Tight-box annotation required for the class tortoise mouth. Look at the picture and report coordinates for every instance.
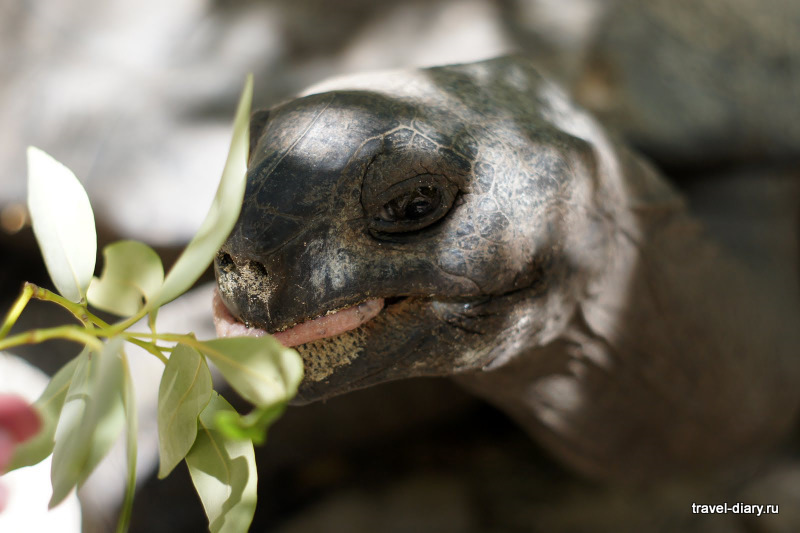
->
[212,288,385,347]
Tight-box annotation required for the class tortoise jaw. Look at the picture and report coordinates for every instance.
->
[212,288,384,347]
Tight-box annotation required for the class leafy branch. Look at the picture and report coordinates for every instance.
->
[2,75,303,533]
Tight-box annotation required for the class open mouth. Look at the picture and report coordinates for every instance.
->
[212,289,385,347]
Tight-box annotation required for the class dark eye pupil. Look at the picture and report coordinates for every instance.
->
[380,186,440,222]
[406,197,432,218]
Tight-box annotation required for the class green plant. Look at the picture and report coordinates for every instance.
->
[0,76,302,533]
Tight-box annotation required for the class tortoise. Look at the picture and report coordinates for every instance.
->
[211,56,800,483]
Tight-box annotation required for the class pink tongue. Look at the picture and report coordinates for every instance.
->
[212,289,384,347]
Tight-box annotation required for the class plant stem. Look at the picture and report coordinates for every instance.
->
[126,332,195,343]
[28,283,110,328]
[147,309,158,334]
[0,283,34,340]
[125,337,168,364]
[0,324,103,352]
[104,306,152,337]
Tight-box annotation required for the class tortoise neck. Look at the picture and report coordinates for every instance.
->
[457,151,800,482]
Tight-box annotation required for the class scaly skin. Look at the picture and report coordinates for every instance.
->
[215,57,800,482]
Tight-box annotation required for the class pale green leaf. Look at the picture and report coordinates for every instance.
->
[215,402,286,445]
[117,352,138,533]
[87,240,164,316]
[186,393,257,533]
[157,343,213,478]
[27,146,97,303]
[49,350,92,506]
[49,339,126,508]
[153,75,253,307]
[196,336,303,408]
[78,355,126,489]
[7,354,82,471]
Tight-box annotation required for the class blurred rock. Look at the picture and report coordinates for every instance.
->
[571,0,800,165]
[0,0,511,245]
[4,0,797,244]
[505,0,800,165]
[680,168,800,295]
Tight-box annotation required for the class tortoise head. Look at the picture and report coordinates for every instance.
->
[213,57,614,403]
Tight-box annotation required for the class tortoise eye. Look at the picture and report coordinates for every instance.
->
[368,174,457,235]
[377,186,441,223]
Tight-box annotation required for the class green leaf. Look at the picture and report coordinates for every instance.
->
[215,402,286,445]
[87,240,164,317]
[27,146,97,303]
[186,393,257,533]
[195,336,303,408]
[153,75,253,307]
[117,352,138,533]
[49,339,126,508]
[157,343,213,478]
[7,354,82,471]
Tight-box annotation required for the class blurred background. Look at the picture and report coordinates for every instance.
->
[1,0,798,531]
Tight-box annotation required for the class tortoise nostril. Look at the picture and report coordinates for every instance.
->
[248,259,268,277]
[216,252,236,272]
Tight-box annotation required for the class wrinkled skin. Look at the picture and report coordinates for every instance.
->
[216,57,800,481]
